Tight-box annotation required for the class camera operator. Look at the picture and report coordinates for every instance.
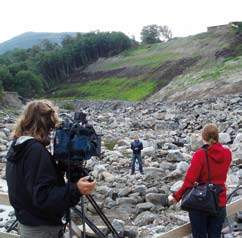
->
[6,100,96,238]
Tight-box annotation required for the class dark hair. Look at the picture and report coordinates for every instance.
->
[12,100,60,145]
[202,123,219,145]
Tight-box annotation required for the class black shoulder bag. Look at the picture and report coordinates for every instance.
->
[180,148,222,216]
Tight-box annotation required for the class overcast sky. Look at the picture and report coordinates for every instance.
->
[1,0,242,43]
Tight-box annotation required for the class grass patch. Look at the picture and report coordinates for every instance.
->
[51,77,157,101]
[104,139,118,150]
[223,56,240,63]
[201,70,221,79]
[60,103,75,110]
[121,47,150,57]
[221,56,242,72]
[101,52,177,70]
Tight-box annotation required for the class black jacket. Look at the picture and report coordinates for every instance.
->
[6,138,81,226]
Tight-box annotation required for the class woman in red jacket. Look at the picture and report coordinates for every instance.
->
[168,123,232,238]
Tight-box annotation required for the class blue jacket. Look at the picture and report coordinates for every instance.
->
[131,140,143,154]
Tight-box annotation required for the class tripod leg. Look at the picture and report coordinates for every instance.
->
[81,196,86,238]
[67,208,74,238]
[73,207,107,238]
[86,195,121,238]
[6,219,18,232]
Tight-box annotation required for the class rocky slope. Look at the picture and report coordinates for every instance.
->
[54,22,242,102]
[0,94,242,237]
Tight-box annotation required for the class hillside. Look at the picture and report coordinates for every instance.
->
[0,32,77,54]
[51,22,242,101]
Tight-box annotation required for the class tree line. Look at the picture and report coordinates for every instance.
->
[0,25,172,98]
[0,31,134,97]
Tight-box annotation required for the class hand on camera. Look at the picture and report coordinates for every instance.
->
[77,176,96,195]
[168,194,176,205]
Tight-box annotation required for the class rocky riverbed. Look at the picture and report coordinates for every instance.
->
[0,94,242,237]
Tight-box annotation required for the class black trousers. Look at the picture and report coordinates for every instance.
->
[189,207,226,238]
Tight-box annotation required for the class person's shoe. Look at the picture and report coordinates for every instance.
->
[140,172,144,175]
[130,173,135,175]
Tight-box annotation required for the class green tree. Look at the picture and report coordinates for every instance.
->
[40,39,59,51]
[15,70,44,97]
[159,25,172,41]
[0,66,12,90]
[8,62,28,76]
[0,30,134,98]
[141,24,172,44]
[0,80,3,96]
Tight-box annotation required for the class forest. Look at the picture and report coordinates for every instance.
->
[0,31,134,97]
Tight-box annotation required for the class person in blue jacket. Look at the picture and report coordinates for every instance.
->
[130,136,144,175]
[6,100,96,238]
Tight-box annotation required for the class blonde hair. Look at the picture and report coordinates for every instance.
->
[202,123,219,145]
[12,100,60,145]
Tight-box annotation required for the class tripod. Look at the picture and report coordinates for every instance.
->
[5,194,122,238]
[64,162,122,238]
[5,164,122,238]
[69,195,122,238]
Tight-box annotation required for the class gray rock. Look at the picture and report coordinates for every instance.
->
[159,161,176,171]
[134,211,159,226]
[144,167,165,177]
[95,186,111,197]
[118,187,132,197]
[112,219,125,234]
[0,144,7,151]
[92,164,107,178]
[117,139,130,146]
[166,150,184,162]
[0,131,7,140]
[116,197,138,205]
[190,133,202,151]
[170,180,183,192]
[124,226,138,238]
[142,146,155,157]
[145,193,168,206]
[176,161,189,173]
[132,185,146,196]
[219,133,231,144]
[104,197,116,209]
[233,133,242,145]
[136,202,155,214]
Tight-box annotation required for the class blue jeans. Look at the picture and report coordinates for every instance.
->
[189,207,226,238]
[131,153,143,174]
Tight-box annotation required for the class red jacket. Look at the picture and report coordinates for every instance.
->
[173,143,232,207]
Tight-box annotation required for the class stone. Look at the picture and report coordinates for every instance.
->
[219,133,231,144]
[132,185,146,196]
[145,193,168,206]
[166,150,184,162]
[144,167,164,177]
[170,180,183,192]
[136,202,155,214]
[118,187,132,197]
[190,133,202,151]
[176,161,189,173]
[134,211,159,226]
[116,197,138,205]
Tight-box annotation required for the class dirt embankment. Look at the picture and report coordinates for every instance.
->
[69,56,200,91]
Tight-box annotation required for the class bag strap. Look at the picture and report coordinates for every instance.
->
[203,148,212,184]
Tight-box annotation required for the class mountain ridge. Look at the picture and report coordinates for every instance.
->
[0,31,78,54]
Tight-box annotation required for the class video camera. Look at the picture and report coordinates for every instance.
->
[53,111,102,182]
